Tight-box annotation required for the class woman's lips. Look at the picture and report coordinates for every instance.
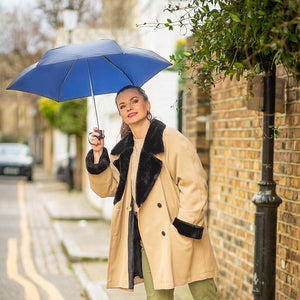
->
[128,112,137,118]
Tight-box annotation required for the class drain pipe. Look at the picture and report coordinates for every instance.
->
[252,64,282,299]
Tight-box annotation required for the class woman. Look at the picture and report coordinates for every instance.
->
[86,85,219,299]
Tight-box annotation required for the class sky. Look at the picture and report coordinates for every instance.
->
[0,0,36,11]
[0,0,151,10]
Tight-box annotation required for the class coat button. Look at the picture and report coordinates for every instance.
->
[157,203,162,208]
[161,231,166,236]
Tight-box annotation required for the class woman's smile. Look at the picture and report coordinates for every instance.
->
[128,112,138,118]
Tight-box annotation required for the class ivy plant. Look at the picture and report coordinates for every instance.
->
[163,0,299,88]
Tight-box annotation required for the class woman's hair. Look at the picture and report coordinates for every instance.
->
[116,85,149,102]
[115,85,150,139]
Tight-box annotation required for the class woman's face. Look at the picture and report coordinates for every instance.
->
[116,88,150,126]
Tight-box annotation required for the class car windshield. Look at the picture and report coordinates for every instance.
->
[0,144,29,156]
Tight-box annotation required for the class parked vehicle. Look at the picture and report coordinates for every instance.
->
[56,155,74,190]
[0,143,33,181]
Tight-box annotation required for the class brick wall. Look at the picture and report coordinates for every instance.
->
[184,70,211,173]
[184,68,300,299]
[275,68,300,300]
[209,76,258,299]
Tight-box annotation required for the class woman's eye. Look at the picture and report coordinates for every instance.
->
[119,105,126,110]
[132,99,139,105]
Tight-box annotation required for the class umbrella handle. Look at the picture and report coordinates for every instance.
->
[95,129,105,139]
[88,130,105,145]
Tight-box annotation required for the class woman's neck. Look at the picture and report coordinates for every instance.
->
[129,119,150,139]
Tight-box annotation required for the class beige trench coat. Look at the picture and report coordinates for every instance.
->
[86,120,218,290]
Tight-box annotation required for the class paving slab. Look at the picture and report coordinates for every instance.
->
[54,219,110,262]
[105,282,147,300]
[79,261,108,282]
[43,192,101,220]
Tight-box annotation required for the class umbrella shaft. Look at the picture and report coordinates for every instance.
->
[92,95,100,129]
[87,59,100,129]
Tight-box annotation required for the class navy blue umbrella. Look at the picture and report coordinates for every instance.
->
[7,39,171,128]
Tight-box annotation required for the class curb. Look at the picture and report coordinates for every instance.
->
[72,264,110,300]
[45,201,102,220]
[53,221,106,262]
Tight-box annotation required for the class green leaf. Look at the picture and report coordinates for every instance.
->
[234,62,244,69]
[230,13,241,23]
[257,10,265,16]
[183,51,192,57]
[271,42,278,49]
[290,34,298,43]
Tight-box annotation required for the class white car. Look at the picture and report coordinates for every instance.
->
[0,143,33,181]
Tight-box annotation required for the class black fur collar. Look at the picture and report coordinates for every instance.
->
[111,119,166,206]
[111,119,166,156]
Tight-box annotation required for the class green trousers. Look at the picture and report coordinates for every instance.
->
[141,247,219,300]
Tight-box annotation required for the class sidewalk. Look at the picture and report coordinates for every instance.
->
[35,166,193,300]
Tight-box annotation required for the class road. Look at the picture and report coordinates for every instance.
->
[0,176,86,300]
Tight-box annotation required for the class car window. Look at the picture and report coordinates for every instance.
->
[0,145,29,156]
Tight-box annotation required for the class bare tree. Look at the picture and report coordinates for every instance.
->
[0,8,52,55]
[36,0,102,29]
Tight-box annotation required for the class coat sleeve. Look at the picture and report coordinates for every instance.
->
[163,128,208,239]
[85,148,119,198]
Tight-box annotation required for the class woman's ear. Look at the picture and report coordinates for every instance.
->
[146,101,151,112]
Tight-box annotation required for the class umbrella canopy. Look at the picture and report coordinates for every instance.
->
[7,39,171,102]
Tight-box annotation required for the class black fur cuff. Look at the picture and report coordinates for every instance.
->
[173,217,204,239]
[85,148,110,174]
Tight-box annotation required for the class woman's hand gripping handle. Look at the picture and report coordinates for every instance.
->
[88,128,105,164]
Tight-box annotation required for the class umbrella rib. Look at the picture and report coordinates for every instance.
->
[59,60,77,101]
[103,56,134,85]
